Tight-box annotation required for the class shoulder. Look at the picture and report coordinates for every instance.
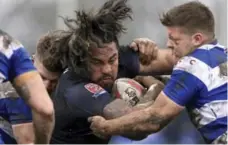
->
[174,56,209,75]
[64,82,112,116]
[0,30,25,59]
[66,82,108,100]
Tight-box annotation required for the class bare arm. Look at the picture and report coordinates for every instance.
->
[139,49,176,75]
[13,71,54,144]
[103,98,151,140]
[103,99,151,120]
[103,76,164,119]
[102,78,164,140]
[130,38,177,75]
[90,91,184,139]
[135,76,165,104]
[12,123,34,144]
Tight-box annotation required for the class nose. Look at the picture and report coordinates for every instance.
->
[101,64,112,74]
[167,39,174,49]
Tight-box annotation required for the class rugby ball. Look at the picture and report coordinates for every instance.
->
[112,78,145,106]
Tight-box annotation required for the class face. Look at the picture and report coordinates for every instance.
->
[34,58,60,94]
[87,42,119,89]
[166,27,203,59]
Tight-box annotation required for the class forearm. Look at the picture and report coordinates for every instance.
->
[144,83,164,101]
[103,99,149,120]
[103,100,154,140]
[140,49,176,75]
[32,110,54,144]
[104,107,161,136]
[13,71,55,143]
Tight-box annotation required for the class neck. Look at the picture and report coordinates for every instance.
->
[191,37,216,53]
[203,37,216,45]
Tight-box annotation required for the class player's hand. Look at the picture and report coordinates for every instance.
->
[134,76,164,104]
[130,38,158,65]
[88,116,110,139]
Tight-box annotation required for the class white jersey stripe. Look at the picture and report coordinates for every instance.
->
[190,100,228,128]
[174,56,227,92]
[0,36,23,59]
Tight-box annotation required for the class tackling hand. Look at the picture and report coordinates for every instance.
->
[130,38,158,65]
[88,116,110,139]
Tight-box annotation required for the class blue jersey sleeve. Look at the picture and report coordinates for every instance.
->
[5,97,32,124]
[163,56,205,106]
[118,46,140,78]
[65,83,114,116]
[9,47,35,81]
[0,31,35,82]
[163,70,198,106]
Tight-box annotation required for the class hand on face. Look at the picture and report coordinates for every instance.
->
[130,38,158,65]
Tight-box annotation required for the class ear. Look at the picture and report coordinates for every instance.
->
[191,33,203,47]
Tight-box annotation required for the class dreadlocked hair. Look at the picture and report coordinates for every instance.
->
[62,0,132,78]
[36,30,71,73]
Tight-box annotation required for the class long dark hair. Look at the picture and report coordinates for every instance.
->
[61,0,132,78]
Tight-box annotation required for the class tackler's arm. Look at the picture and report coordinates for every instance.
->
[103,98,149,140]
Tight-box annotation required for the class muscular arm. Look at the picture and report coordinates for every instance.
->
[103,99,151,120]
[103,98,152,140]
[102,79,164,140]
[93,92,183,139]
[13,71,54,144]
[103,76,164,119]
[139,49,177,75]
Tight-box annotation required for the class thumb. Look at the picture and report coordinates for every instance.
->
[130,41,138,51]
[88,117,94,123]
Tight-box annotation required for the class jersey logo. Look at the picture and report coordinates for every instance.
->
[190,59,196,65]
[84,83,106,98]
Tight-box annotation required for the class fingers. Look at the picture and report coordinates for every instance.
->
[88,116,109,139]
[130,38,157,55]
[130,38,158,65]
[130,41,138,51]
[88,116,101,123]
[88,117,93,123]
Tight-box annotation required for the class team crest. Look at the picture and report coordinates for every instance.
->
[84,83,106,98]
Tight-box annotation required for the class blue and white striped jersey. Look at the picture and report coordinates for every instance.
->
[164,41,227,143]
[0,30,35,143]
[0,29,35,83]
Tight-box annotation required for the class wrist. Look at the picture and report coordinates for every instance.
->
[103,120,113,135]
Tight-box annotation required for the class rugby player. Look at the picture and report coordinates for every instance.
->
[0,31,64,144]
[0,29,54,144]
[50,0,169,143]
[89,1,228,144]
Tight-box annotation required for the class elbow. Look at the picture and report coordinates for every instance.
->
[33,100,54,120]
[41,102,54,119]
